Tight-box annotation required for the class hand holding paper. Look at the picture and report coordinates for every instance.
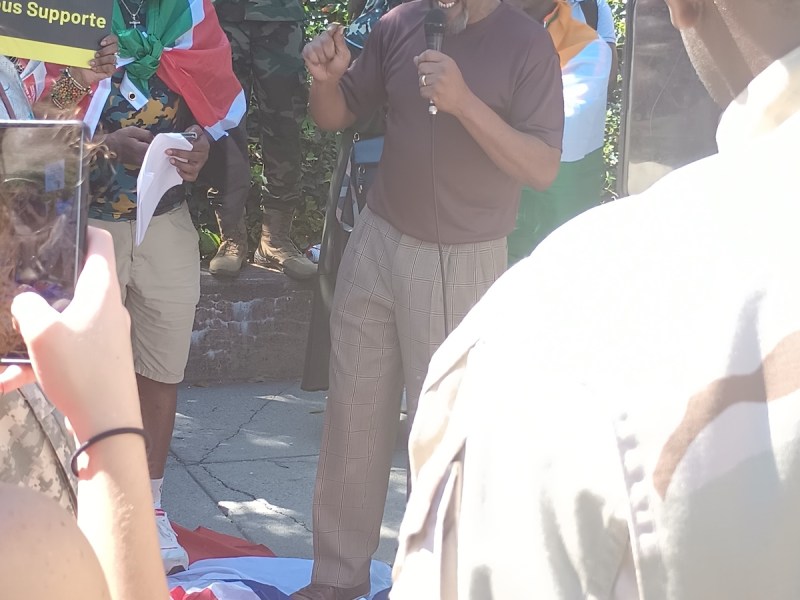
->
[135,133,193,246]
[166,125,211,182]
[72,34,119,87]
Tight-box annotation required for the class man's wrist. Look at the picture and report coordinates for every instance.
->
[452,89,480,122]
[69,67,90,89]
[314,72,348,89]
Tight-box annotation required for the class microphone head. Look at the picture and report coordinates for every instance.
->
[424,7,447,50]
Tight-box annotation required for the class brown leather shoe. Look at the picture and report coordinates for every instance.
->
[290,582,370,600]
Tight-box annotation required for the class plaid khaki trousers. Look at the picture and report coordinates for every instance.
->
[311,206,507,588]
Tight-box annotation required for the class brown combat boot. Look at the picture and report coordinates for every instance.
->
[209,217,248,277]
[253,207,317,280]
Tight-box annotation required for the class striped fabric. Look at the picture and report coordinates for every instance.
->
[167,557,393,600]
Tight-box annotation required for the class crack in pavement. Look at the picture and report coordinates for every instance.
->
[201,464,312,533]
[201,464,257,501]
[196,397,274,464]
[199,453,321,466]
[175,456,255,543]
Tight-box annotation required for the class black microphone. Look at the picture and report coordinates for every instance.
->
[424,8,446,115]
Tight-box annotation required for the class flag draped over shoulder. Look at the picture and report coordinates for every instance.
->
[22,0,245,141]
[111,0,246,139]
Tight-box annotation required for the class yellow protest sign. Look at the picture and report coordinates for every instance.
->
[0,0,113,68]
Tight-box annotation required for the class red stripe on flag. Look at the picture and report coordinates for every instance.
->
[173,524,276,564]
[171,587,221,600]
[158,0,242,129]
[170,586,188,599]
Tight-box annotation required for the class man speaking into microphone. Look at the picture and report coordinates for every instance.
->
[294,0,563,597]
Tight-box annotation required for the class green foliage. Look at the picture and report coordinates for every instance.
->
[603,0,627,199]
[198,226,222,260]
[304,0,349,35]
[295,117,339,248]
[290,2,351,250]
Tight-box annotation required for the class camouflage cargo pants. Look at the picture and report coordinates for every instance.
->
[221,19,308,212]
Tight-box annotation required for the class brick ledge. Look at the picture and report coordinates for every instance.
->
[185,264,314,384]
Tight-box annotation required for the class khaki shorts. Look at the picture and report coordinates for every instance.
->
[90,203,200,384]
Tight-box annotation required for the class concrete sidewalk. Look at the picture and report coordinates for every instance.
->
[163,381,407,566]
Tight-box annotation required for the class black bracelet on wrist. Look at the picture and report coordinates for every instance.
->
[70,427,148,477]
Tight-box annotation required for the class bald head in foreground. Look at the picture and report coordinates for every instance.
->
[391,1,800,598]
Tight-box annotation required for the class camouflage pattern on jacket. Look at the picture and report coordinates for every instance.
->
[0,385,77,515]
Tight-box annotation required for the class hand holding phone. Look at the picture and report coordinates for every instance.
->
[0,121,89,363]
[1,228,141,439]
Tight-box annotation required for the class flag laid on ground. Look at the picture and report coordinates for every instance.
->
[168,526,393,600]
[174,525,277,564]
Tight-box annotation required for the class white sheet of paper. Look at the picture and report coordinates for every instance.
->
[135,132,193,246]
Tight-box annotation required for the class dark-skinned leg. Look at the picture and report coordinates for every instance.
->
[123,204,200,574]
[136,375,177,479]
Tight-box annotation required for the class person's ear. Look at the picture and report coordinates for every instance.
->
[664,0,702,29]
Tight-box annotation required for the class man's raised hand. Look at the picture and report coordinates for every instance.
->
[303,24,351,83]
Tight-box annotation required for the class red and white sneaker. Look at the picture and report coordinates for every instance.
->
[155,509,189,575]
